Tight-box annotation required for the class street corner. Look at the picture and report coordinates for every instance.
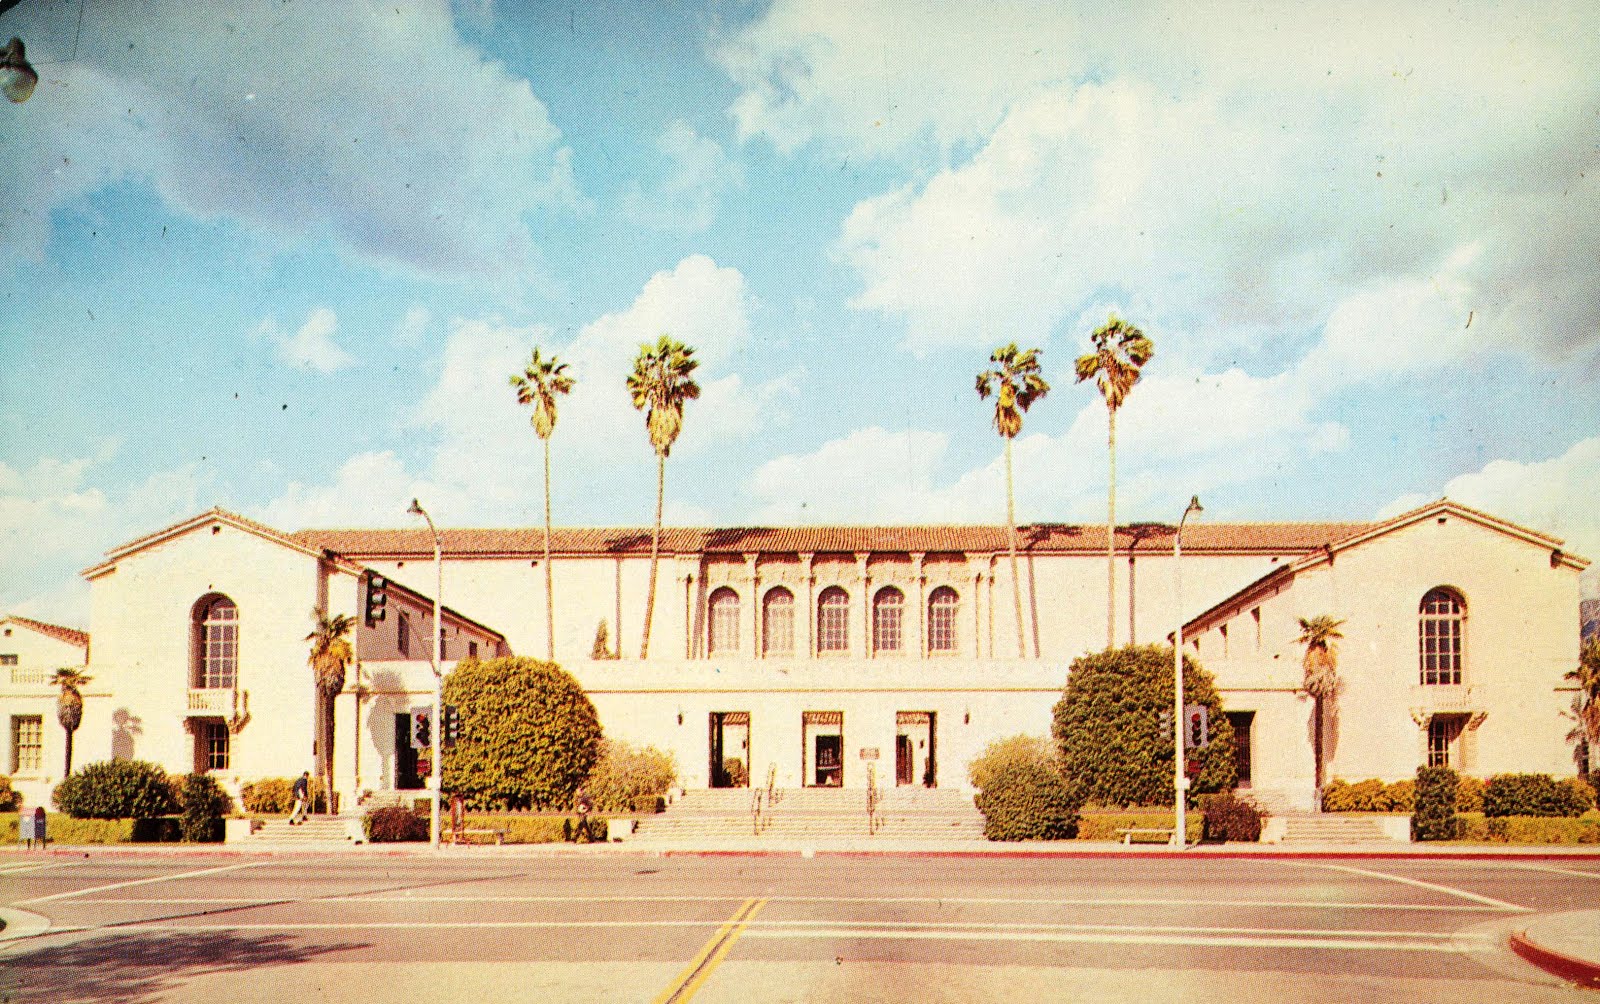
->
[0,908,52,944]
[1509,910,1600,990]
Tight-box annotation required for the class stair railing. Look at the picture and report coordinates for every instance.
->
[766,762,778,807]
[866,764,881,835]
[751,786,764,835]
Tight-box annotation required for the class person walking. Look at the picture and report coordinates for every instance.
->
[289,771,311,825]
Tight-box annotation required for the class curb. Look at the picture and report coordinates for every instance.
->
[0,908,51,944]
[1510,930,1600,990]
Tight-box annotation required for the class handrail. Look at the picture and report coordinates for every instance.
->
[766,763,778,807]
[866,764,881,835]
[751,786,764,836]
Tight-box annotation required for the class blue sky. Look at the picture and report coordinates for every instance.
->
[3,0,1597,625]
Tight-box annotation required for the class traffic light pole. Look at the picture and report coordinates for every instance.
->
[1173,495,1202,849]
[408,499,443,851]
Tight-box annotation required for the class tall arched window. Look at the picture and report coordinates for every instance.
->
[194,595,238,689]
[708,587,740,655]
[927,586,959,653]
[872,587,904,654]
[762,587,794,657]
[1419,588,1465,685]
[817,587,850,654]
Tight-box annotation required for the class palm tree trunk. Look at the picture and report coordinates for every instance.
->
[63,728,74,776]
[543,437,555,662]
[1106,407,1117,650]
[1005,438,1026,658]
[1313,695,1324,811]
[641,455,664,660]
[323,693,335,815]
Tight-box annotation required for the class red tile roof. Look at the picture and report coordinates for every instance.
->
[1,615,89,649]
[291,521,1375,559]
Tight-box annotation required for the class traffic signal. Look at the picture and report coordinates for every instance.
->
[1185,703,1210,749]
[443,704,461,747]
[411,707,431,749]
[365,574,388,627]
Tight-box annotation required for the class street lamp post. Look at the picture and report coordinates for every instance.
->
[407,498,443,851]
[1173,495,1203,848]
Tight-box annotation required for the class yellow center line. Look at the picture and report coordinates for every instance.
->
[653,897,768,1004]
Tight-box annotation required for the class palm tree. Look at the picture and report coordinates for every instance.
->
[1296,615,1346,808]
[1074,314,1154,649]
[976,343,1050,658]
[50,668,91,775]
[627,334,701,660]
[510,347,575,661]
[306,610,355,814]
[1565,637,1600,776]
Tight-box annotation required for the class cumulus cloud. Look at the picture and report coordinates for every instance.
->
[259,308,355,373]
[1,1,579,278]
[619,121,744,232]
[749,427,960,524]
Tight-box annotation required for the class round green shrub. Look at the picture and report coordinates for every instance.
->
[1200,792,1262,842]
[364,806,427,842]
[53,760,178,819]
[1484,773,1592,818]
[1412,765,1462,841]
[176,774,233,842]
[969,735,1080,841]
[441,656,603,811]
[0,776,19,812]
[584,740,677,813]
[1052,645,1234,807]
[241,777,326,814]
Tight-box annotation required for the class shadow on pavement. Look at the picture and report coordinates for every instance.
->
[0,931,367,1004]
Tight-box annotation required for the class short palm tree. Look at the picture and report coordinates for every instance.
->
[510,347,575,661]
[1075,315,1154,649]
[306,610,355,814]
[976,343,1050,658]
[50,668,91,775]
[1565,637,1600,775]
[1297,615,1346,807]
[628,334,700,660]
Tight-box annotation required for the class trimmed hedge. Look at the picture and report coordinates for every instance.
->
[969,735,1080,841]
[1075,810,1204,843]
[583,740,677,813]
[1456,812,1600,844]
[1200,793,1263,843]
[365,806,428,842]
[1052,645,1234,807]
[1483,773,1594,818]
[441,656,603,811]
[1411,766,1462,841]
[1322,777,1416,812]
[456,814,612,844]
[241,776,327,815]
[1456,775,1485,814]
[53,760,178,819]
[177,773,233,843]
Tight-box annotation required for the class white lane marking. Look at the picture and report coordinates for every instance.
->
[1306,863,1529,912]
[741,926,1478,953]
[0,862,76,876]
[48,893,1507,914]
[1511,863,1600,881]
[15,863,265,906]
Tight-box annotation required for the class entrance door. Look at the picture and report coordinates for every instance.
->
[393,713,422,790]
[895,711,935,786]
[895,735,913,785]
[803,711,844,786]
[814,735,842,786]
[709,712,751,787]
[1225,711,1254,788]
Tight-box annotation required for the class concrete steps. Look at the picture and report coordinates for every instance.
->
[631,786,984,843]
[1277,812,1394,843]
[245,816,365,845]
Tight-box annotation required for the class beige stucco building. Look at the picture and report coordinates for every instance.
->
[0,499,1587,813]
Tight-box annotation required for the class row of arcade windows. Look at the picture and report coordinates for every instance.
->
[708,585,962,656]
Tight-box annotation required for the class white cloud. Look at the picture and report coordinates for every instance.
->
[619,121,744,232]
[749,427,959,524]
[395,306,432,346]
[260,308,355,373]
[1,1,579,278]
[1382,438,1600,591]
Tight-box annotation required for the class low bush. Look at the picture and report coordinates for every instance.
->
[176,774,233,842]
[1200,793,1262,843]
[583,740,677,813]
[364,806,428,842]
[1379,779,1416,812]
[1456,775,1484,814]
[1456,812,1600,844]
[455,813,612,844]
[240,776,327,815]
[0,813,137,844]
[53,760,178,819]
[1483,773,1592,818]
[130,817,182,842]
[1412,766,1463,841]
[630,795,665,814]
[1559,776,1597,813]
[1323,777,1415,812]
[1074,810,1203,843]
[970,735,1079,841]
[0,776,19,811]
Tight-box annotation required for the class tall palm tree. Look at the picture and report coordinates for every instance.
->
[1075,314,1154,649]
[50,668,91,775]
[976,343,1050,658]
[1566,637,1600,775]
[628,334,700,660]
[510,347,575,661]
[1297,615,1346,808]
[306,610,355,814]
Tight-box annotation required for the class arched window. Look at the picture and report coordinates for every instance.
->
[928,586,959,653]
[817,587,850,654]
[1419,588,1465,685]
[762,587,794,657]
[872,587,904,654]
[708,587,740,655]
[194,595,238,689]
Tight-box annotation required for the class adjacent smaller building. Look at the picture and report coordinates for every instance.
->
[0,615,91,808]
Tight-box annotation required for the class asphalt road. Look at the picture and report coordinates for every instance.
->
[2,851,1597,1002]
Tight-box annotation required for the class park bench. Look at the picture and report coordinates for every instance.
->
[1116,827,1177,845]
[445,827,507,846]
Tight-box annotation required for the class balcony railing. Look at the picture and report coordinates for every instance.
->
[187,688,233,715]
[1408,683,1480,725]
[8,668,53,686]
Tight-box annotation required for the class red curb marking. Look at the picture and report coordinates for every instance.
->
[1510,930,1600,989]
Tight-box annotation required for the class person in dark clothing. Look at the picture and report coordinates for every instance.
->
[289,771,311,824]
